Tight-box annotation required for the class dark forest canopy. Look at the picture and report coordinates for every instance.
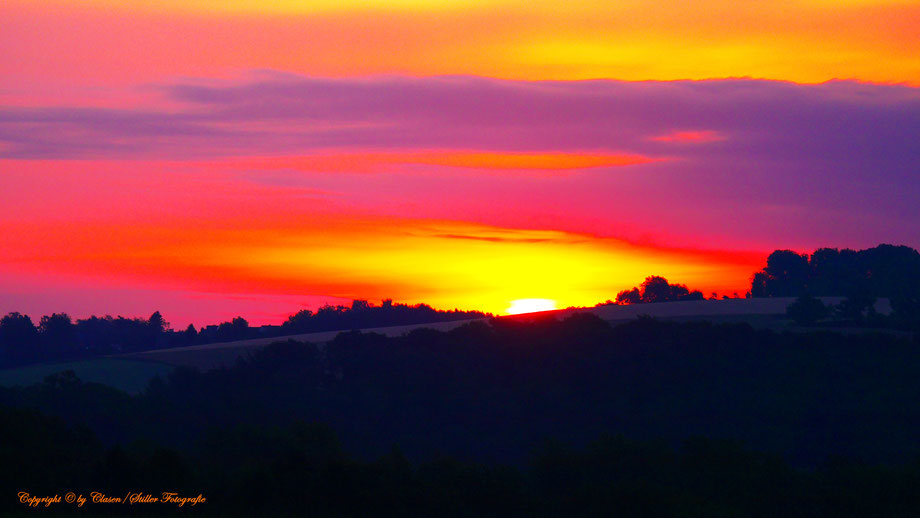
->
[0,312,168,367]
[3,315,919,467]
[3,315,920,516]
[750,244,920,299]
[5,403,919,518]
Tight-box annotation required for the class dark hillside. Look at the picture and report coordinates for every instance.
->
[4,315,919,466]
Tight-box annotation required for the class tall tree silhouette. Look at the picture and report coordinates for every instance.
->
[39,313,77,359]
[0,312,40,365]
[762,250,809,297]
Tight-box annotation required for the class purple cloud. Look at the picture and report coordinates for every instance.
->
[1,74,918,249]
[2,75,918,162]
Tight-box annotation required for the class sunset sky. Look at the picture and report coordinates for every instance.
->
[2,0,918,326]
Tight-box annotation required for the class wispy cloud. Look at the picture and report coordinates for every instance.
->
[1,75,917,165]
[651,130,725,143]
[2,74,918,250]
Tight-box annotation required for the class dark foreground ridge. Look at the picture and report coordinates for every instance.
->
[3,315,920,516]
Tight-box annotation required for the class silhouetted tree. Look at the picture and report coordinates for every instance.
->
[615,277,705,304]
[74,316,115,355]
[216,316,250,342]
[786,294,828,325]
[640,276,673,303]
[148,311,168,333]
[39,313,77,359]
[0,312,40,366]
[750,272,769,297]
[684,290,705,300]
[282,309,314,333]
[858,244,920,298]
[890,292,920,331]
[834,286,876,324]
[351,299,371,312]
[615,288,641,305]
[184,323,198,344]
[809,248,861,296]
[762,250,810,297]
[668,282,689,300]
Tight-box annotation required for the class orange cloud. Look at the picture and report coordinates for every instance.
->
[0,213,763,315]
[0,159,763,316]
[407,151,652,170]
[221,151,652,174]
[651,131,725,143]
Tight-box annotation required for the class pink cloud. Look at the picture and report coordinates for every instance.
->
[651,130,724,143]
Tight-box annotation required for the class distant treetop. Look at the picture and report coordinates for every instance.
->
[750,244,920,299]
[280,300,487,334]
[612,276,705,305]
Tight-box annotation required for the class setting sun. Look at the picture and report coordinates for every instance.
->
[506,298,558,315]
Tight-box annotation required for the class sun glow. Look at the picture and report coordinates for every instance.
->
[506,298,558,315]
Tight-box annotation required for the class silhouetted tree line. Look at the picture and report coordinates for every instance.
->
[0,301,486,369]
[751,244,920,299]
[612,275,706,305]
[4,404,920,518]
[0,311,170,368]
[280,299,485,334]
